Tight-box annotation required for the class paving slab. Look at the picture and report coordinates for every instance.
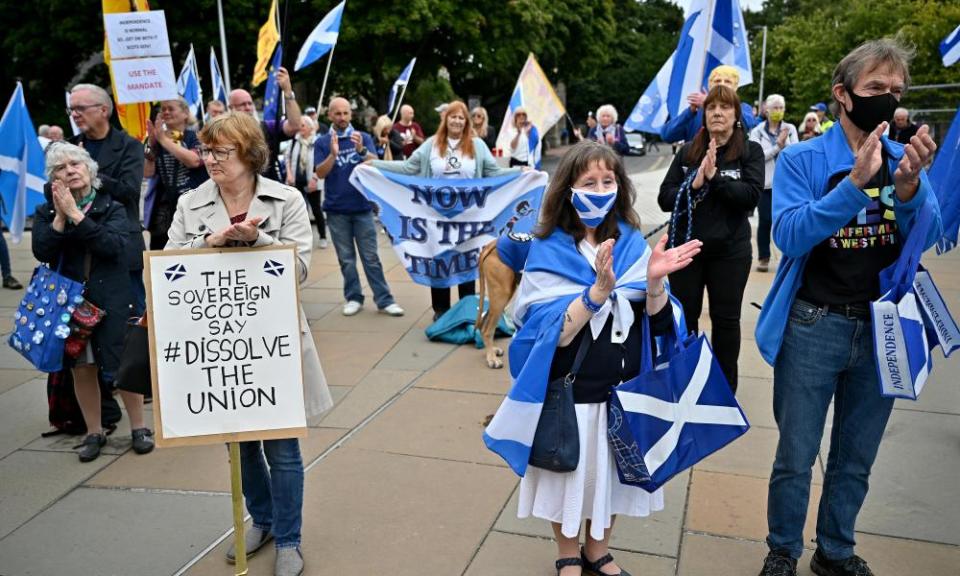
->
[375,312,459,372]
[0,369,38,396]
[464,531,677,576]
[845,408,960,546]
[738,341,775,380]
[494,469,691,558]
[300,301,336,321]
[348,387,506,466]
[415,342,513,395]
[0,335,34,370]
[685,470,821,546]
[0,378,53,460]
[0,487,231,576]
[86,427,345,494]
[311,329,403,388]
[186,447,518,576]
[0,450,117,540]
[893,348,960,416]
[694,425,824,484]
[736,376,776,430]
[311,300,424,333]
[22,404,150,456]
[298,286,344,304]
[317,368,420,429]
[677,532,785,576]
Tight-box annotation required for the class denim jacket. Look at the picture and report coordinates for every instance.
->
[754,121,942,365]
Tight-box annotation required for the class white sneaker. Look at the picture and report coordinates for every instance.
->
[342,301,362,316]
[318,238,328,249]
[379,303,405,317]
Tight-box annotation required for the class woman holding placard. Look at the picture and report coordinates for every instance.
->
[33,142,154,462]
[165,112,333,576]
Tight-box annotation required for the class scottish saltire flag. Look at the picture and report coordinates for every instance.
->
[387,57,416,116]
[495,53,566,168]
[209,47,227,104]
[295,0,345,71]
[350,165,546,288]
[483,223,687,476]
[625,0,752,133]
[941,24,960,67]
[177,45,203,120]
[262,45,284,124]
[0,82,46,243]
[929,108,960,253]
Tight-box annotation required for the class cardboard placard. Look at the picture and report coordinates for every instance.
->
[104,10,172,59]
[146,246,307,448]
[111,57,178,105]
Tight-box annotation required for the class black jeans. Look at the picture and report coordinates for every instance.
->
[668,252,752,393]
[431,282,476,315]
[299,189,326,240]
[757,188,773,261]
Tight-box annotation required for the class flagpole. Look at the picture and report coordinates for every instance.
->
[191,43,206,121]
[216,0,232,93]
[390,81,410,124]
[316,43,337,113]
[699,0,717,90]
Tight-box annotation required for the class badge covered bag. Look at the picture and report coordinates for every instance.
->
[8,264,85,373]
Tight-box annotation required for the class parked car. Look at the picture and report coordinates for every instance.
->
[625,131,646,156]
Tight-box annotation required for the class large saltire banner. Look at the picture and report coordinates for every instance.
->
[350,165,546,288]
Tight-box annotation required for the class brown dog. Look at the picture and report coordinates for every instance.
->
[475,239,523,369]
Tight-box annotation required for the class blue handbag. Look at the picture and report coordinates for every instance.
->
[8,264,86,373]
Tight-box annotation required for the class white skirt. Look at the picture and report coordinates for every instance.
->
[518,402,664,541]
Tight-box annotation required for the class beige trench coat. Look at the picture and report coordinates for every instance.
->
[165,176,334,424]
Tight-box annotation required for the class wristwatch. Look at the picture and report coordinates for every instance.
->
[357,146,369,156]
[283,91,296,100]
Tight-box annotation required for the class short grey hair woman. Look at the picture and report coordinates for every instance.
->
[33,142,153,462]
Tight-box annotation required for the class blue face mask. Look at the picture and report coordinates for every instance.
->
[570,187,618,228]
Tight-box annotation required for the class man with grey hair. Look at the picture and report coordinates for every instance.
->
[755,39,941,576]
[888,106,918,144]
[749,93,798,272]
[47,125,64,143]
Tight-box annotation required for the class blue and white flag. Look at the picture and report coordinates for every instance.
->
[294,0,345,71]
[0,82,46,243]
[625,0,752,134]
[929,107,960,253]
[209,47,227,104]
[483,223,688,476]
[387,57,416,117]
[941,24,960,67]
[262,45,284,123]
[177,45,203,119]
[349,165,546,288]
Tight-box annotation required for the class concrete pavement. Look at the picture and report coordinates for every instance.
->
[0,152,957,575]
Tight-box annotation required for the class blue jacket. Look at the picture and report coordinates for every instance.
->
[587,123,630,155]
[660,103,758,144]
[754,122,943,365]
[372,136,520,179]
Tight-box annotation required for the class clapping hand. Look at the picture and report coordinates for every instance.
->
[207,217,264,247]
[894,124,937,201]
[590,238,616,304]
[850,122,887,189]
[693,138,718,189]
[349,132,364,151]
[51,180,82,222]
[329,133,340,157]
[687,90,707,112]
[777,128,788,149]
[646,235,702,283]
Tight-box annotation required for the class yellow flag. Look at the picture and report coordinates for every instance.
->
[102,0,152,142]
[252,0,280,86]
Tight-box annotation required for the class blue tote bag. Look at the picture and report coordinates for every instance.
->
[607,313,750,492]
[8,264,85,373]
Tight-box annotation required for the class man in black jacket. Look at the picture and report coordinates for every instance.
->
[889,107,919,144]
[66,84,146,313]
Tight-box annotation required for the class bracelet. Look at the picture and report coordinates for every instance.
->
[581,287,604,314]
[647,283,666,298]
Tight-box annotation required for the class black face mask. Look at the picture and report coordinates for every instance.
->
[844,88,899,133]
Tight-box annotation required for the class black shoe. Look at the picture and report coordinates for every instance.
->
[582,549,631,576]
[78,433,107,462]
[131,428,155,454]
[555,557,582,576]
[3,275,22,290]
[758,550,798,576]
[810,549,874,576]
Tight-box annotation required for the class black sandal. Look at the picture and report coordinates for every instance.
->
[582,550,632,576]
[556,556,583,575]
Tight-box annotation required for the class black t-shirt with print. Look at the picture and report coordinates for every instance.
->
[798,155,901,305]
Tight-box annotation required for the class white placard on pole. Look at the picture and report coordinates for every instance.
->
[146,246,307,447]
[104,10,172,59]
[111,57,179,104]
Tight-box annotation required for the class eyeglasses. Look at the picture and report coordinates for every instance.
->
[66,104,103,115]
[199,147,237,162]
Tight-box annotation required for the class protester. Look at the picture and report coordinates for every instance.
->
[508,107,540,168]
[37,124,51,149]
[284,116,327,248]
[304,105,318,124]
[587,105,630,155]
[34,143,153,462]
[47,125,65,143]
[144,98,208,250]
[810,101,835,132]
[755,39,941,576]
[227,66,302,182]
[373,100,519,319]
[889,107,918,144]
[391,104,425,159]
[486,140,701,576]
[799,111,822,141]
[660,65,759,143]
[206,99,226,119]
[165,112,333,576]
[471,106,498,152]
[749,94,798,272]
[68,84,146,314]
[315,97,404,317]
[658,85,764,393]
[372,114,404,161]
